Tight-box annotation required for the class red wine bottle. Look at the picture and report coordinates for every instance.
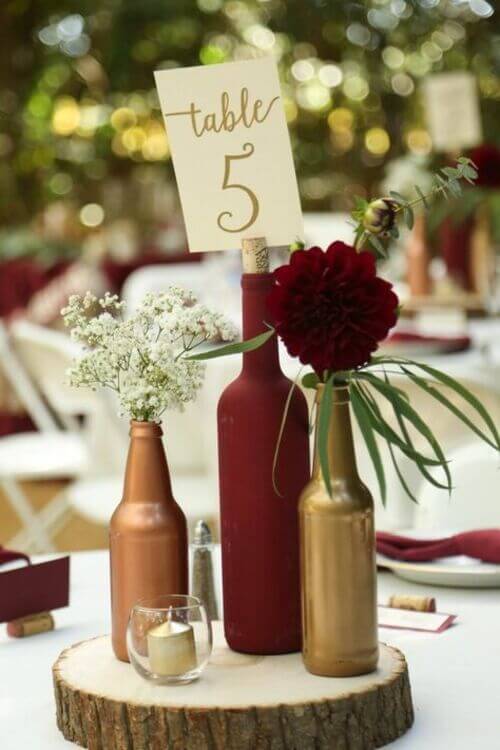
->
[217,249,310,654]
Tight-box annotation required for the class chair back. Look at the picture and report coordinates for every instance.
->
[9,321,127,474]
[122,263,206,315]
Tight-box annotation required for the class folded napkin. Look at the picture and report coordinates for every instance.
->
[385,331,471,353]
[0,546,30,566]
[377,529,500,564]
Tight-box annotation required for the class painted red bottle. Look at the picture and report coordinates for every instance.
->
[217,248,310,654]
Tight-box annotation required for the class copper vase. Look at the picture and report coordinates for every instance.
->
[299,385,378,677]
[109,421,188,662]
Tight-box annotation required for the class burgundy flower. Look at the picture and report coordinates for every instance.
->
[469,145,500,189]
[267,242,399,374]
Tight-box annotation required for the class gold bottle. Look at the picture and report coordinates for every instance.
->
[299,385,378,677]
[109,421,188,662]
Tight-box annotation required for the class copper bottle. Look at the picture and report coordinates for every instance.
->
[109,421,188,662]
[407,212,432,297]
[299,385,378,677]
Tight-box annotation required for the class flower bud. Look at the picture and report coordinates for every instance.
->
[362,198,398,235]
[289,240,305,253]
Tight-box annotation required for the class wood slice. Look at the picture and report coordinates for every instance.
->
[53,622,413,750]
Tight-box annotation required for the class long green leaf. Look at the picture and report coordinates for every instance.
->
[350,384,386,505]
[358,372,452,492]
[353,381,444,467]
[401,367,499,452]
[379,372,452,492]
[354,383,418,503]
[272,368,303,498]
[186,328,275,360]
[409,361,500,450]
[318,375,333,496]
[371,355,500,450]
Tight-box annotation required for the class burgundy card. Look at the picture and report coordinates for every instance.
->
[0,557,70,623]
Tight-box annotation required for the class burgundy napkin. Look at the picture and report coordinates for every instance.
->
[0,546,70,622]
[385,331,471,354]
[377,529,500,564]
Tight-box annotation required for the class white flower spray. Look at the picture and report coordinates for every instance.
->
[61,289,238,422]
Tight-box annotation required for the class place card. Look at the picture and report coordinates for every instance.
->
[422,72,482,152]
[154,58,304,253]
[0,556,70,623]
[378,605,456,633]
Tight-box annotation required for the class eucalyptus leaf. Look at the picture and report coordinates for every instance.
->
[403,206,414,230]
[389,190,406,204]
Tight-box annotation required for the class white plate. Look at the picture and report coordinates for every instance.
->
[377,530,500,588]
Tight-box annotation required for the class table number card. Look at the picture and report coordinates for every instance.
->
[422,72,482,152]
[154,58,304,253]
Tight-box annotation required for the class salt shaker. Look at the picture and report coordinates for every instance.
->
[192,520,218,621]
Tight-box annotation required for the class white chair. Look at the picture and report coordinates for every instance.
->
[121,262,207,314]
[0,321,92,552]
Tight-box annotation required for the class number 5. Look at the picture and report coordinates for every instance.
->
[217,143,259,233]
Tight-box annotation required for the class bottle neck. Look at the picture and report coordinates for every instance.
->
[122,421,173,503]
[312,386,358,482]
[241,273,280,376]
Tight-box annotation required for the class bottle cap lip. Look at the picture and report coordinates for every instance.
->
[129,420,163,438]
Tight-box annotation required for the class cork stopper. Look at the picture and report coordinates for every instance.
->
[241,237,269,274]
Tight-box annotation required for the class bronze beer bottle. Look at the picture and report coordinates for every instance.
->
[109,421,188,661]
[299,385,378,677]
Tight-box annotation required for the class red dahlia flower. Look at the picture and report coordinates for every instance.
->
[267,242,399,374]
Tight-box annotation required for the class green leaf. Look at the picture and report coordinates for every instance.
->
[358,382,419,503]
[403,205,414,230]
[272,372,303,497]
[368,234,387,257]
[363,378,450,501]
[379,372,452,493]
[352,379,445,467]
[364,373,452,489]
[186,328,275,360]
[318,375,333,496]
[395,358,500,449]
[350,384,386,505]
[415,185,429,209]
[389,190,406,204]
[302,372,320,390]
[401,366,500,452]
[447,180,462,198]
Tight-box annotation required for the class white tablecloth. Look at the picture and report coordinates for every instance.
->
[1,549,499,749]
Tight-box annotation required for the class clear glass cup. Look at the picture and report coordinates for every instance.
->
[127,594,212,685]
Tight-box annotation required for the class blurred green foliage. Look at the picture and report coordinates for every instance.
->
[0,0,498,227]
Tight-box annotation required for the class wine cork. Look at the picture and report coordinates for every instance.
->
[387,595,436,613]
[7,612,55,638]
[241,237,269,274]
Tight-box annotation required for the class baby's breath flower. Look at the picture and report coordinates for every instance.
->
[62,287,236,422]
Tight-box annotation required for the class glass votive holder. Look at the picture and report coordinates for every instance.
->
[127,594,212,685]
